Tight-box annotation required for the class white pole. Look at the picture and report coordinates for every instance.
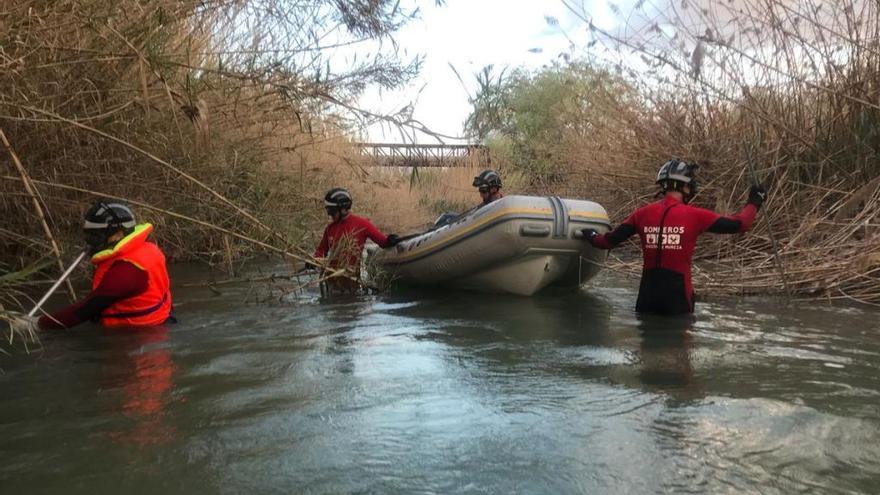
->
[27,251,87,317]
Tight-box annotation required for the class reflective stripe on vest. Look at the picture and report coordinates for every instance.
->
[100,291,169,320]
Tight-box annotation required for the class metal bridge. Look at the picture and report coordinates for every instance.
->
[354,142,488,167]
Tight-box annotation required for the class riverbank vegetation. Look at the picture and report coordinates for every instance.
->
[330,163,529,233]
[0,0,432,316]
[2,0,878,314]
[466,0,880,305]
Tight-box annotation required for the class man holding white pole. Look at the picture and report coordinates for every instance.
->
[10,201,173,332]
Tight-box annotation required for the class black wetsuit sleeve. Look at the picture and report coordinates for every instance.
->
[604,223,637,247]
[706,217,742,234]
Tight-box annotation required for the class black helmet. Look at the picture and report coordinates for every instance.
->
[323,187,352,210]
[656,159,698,199]
[472,169,502,190]
[83,201,136,252]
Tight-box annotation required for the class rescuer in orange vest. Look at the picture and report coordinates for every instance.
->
[28,201,173,330]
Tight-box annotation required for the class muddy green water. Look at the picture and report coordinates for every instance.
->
[1,265,879,494]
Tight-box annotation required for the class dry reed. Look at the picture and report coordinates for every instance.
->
[537,0,880,304]
[0,0,427,313]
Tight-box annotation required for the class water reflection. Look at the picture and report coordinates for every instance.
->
[101,328,178,446]
[636,315,702,404]
[3,264,879,494]
[382,289,707,401]
[384,288,617,345]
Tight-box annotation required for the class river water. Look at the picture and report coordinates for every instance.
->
[1,264,879,494]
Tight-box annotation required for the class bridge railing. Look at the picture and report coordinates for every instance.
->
[353,142,489,167]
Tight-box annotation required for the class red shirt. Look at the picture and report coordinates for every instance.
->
[593,195,757,303]
[39,260,148,329]
[314,213,389,267]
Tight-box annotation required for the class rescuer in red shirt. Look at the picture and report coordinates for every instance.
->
[10,201,173,333]
[313,188,400,273]
[581,159,767,315]
[431,169,506,229]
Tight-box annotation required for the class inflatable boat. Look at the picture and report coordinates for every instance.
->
[370,195,611,296]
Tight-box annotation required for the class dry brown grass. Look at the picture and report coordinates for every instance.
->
[312,162,527,235]
[0,0,425,313]
[534,0,880,304]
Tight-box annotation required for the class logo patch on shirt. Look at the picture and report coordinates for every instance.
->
[644,226,684,250]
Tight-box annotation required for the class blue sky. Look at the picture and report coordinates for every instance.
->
[357,0,621,144]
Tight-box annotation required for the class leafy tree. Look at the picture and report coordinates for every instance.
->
[465,61,638,181]
[464,65,512,140]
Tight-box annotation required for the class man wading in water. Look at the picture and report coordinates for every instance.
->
[10,201,174,332]
[312,188,400,292]
[581,159,767,315]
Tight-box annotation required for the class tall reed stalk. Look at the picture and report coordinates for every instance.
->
[0,0,427,311]
[544,0,880,304]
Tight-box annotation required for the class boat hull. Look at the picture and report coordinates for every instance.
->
[371,195,611,295]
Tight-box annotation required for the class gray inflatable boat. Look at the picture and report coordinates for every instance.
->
[370,195,611,295]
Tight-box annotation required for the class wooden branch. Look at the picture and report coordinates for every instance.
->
[0,128,76,301]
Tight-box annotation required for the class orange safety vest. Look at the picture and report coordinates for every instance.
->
[91,223,172,328]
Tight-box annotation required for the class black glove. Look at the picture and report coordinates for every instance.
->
[385,234,401,247]
[748,184,767,209]
[580,228,600,245]
[299,261,316,272]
